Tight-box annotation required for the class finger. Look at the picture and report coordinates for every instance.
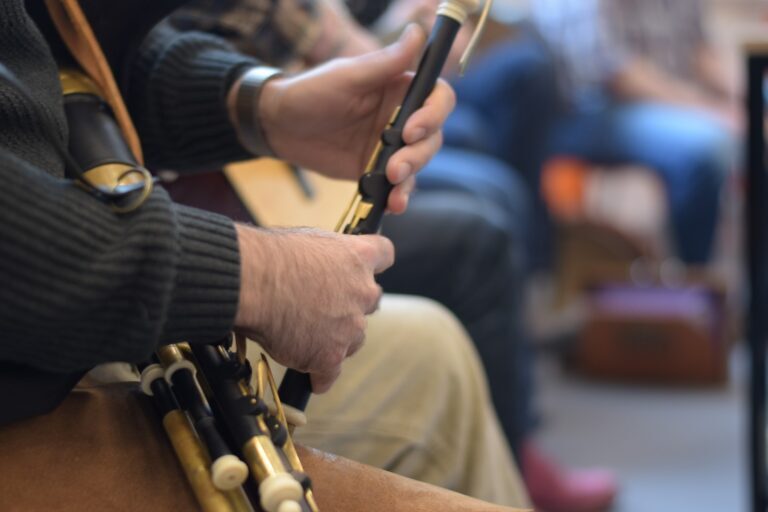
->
[402,80,456,144]
[386,130,443,183]
[386,176,416,215]
[310,366,342,394]
[349,24,426,88]
[356,234,395,273]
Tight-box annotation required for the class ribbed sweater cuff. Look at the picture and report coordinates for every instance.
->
[131,25,259,170]
[161,204,240,344]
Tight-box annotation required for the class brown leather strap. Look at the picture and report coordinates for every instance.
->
[45,0,144,164]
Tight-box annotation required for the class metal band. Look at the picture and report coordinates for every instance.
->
[233,66,284,158]
[437,0,480,23]
[59,68,101,96]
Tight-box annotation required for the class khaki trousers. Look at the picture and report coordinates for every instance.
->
[261,295,530,509]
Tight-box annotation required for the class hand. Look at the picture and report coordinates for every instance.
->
[233,224,395,393]
[259,24,456,214]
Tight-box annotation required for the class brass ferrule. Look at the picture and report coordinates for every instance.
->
[242,435,291,482]
[346,201,374,232]
[157,344,187,367]
[163,410,251,512]
[59,68,102,97]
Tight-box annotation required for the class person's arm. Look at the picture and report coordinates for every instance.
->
[592,1,740,132]
[608,57,716,106]
[127,22,260,172]
[0,145,396,392]
[607,53,742,134]
[694,43,740,104]
[0,150,239,373]
[172,0,379,67]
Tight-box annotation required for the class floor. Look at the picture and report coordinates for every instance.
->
[534,353,748,511]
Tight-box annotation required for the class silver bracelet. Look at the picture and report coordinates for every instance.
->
[231,66,284,158]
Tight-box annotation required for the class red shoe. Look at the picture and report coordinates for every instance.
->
[522,442,617,512]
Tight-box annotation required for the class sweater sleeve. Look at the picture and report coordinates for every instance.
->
[0,151,240,373]
[170,0,321,66]
[127,22,261,172]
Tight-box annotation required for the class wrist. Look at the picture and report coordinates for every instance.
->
[228,66,285,158]
[234,224,271,331]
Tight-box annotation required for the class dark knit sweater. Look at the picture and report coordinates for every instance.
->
[0,1,259,372]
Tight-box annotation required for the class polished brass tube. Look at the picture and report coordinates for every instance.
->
[163,410,253,512]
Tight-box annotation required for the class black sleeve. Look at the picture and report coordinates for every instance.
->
[0,150,240,373]
[126,22,262,172]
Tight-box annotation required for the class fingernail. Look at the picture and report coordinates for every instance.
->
[396,162,412,182]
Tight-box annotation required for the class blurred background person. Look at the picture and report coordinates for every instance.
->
[450,0,740,267]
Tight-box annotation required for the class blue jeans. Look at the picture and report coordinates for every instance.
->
[447,33,734,264]
[552,101,734,263]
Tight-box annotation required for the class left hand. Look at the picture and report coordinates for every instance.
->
[259,24,456,214]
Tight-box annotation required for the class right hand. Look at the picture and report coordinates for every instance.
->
[233,224,394,393]
[258,25,455,214]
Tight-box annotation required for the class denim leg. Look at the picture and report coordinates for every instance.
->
[551,102,734,263]
[381,150,536,454]
[443,104,495,156]
[416,147,533,263]
[449,34,562,187]
[379,191,532,455]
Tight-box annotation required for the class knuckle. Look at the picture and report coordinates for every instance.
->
[365,283,383,313]
[356,240,376,264]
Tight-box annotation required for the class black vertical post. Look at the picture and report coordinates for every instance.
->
[747,50,768,512]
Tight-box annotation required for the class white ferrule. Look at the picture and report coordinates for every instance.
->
[259,473,304,512]
[211,454,249,491]
[282,405,308,428]
[437,0,481,23]
[139,364,165,396]
[164,358,196,385]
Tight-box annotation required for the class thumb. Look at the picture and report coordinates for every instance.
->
[350,23,426,87]
[355,234,395,274]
